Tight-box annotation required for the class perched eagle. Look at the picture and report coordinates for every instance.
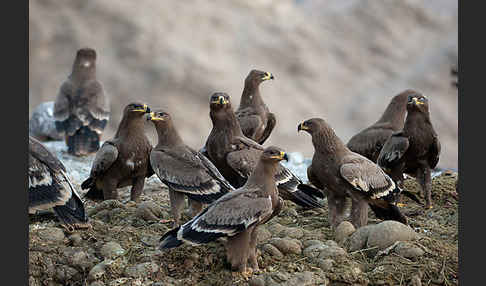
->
[148,110,235,227]
[298,118,407,229]
[378,93,441,209]
[160,146,285,278]
[203,92,324,209]
[346,90,414,162]
[81,103,153,202]
[235,69,276,144]
[54,48,110,156]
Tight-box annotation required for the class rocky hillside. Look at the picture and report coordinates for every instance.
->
[29,0,458,168]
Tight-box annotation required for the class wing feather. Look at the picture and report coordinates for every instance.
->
[377,132,410,169]
[340,155,397,200]
[150,147,234,204]
[89,141,118,177]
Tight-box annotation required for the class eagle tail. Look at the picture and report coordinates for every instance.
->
[82,177,104,201]
[369,199,408,225]
[159,227,184,249]
[298,183,325,199]
[279,186,324,209]
[66,126,100,156]
[52,193,88,228]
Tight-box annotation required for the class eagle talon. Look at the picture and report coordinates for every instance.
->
[396,203,406,207]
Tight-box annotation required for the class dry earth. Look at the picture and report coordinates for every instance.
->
[29,142,458,286]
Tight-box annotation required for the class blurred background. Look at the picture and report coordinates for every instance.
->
[29,0,458,169]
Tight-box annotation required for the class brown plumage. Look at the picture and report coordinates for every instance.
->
[203,92,324,209]
[378,93,441,209]
[81,103,153,203]
[346,89,415,162]
[298,118,407,229]
[160,146,286,277]
[148,110,235,227]
[235,69,276,144]
[29,136,89,231]
[54,48,110,156]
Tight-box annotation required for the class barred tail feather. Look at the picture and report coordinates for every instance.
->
[67,126,100,156]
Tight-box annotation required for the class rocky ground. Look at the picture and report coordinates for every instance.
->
[29,142,458,286]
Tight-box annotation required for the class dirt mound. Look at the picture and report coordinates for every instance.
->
[29,172,458,285]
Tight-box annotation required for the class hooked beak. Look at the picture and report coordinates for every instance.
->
[408,97,423,106]
[298,123,309,132]
[271,151,288,161]
[210,96,228,105]
[148,112,164,121]
[262,72,274,81]
[133,104,150,113]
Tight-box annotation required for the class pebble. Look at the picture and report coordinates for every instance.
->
[89,281,105,286]
[303,241,346,260]
[69,233,83,246]
[124,262,159,278]
[317,258,334,271]
[88,260,114,281]
[100,242,125,259]
[303,239,324,248]
[256,226,273,243]
[269,238,302,255]
[366,221,419,255]
[267,223,286,235]
[394,241,424,259]
[136,201,166,221]
[318,245,346,260]
[347,225,373,252]
[279,227,304,239]
[334,221,356,245]
[262,243,284,259]
[272,271,290,282]
[54,265,79,282]
[285,271,315,286]
[249,275,266,286]
[303,243,328,259]
[37,227,66,244]
[63,248,99,271]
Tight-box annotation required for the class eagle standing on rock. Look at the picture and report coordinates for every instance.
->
[298,118,407,229]
[203,92,324,209]
[346,89,414,162]
[81,103,153,203]
[54,48,110,156]
[148,110,235,227]
[160,146,285,278]
[378,93,441,209]
[235,69,276,145]
[29,136,89,231]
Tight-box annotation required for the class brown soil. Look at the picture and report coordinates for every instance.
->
[29,172,458,286]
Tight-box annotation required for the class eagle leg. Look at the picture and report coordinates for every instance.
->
[130,176,145,203]
[247,226,259,271]
[350,195,369,228]
[226,230,251,274]
[101,179,119,201]
[327,194,348,229]
[417,167,432,209]
[169,188,185,228]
